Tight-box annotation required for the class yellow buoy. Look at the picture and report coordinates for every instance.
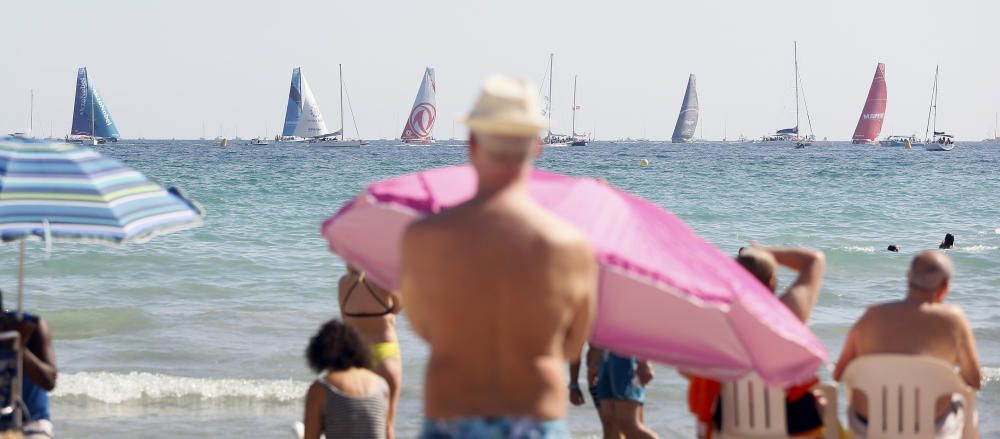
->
[639,159,650,167]
[219,138,228,148]
[904,139,912,149]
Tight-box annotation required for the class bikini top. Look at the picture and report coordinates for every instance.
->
[341,272,394,318]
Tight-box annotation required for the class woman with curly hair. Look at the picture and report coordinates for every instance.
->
[301,319,388,439]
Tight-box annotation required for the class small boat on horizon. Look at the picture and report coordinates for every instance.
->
[759,42,819,147]
[881,135,920,147]
[400,67,437,145]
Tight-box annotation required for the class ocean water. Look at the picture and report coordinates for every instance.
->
[5,139,999,438]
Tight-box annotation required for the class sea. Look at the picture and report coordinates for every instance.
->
[5,139,999,438]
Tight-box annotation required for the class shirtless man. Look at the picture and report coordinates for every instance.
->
[402,76,597,438]
[339,266,402,439]
[834,251,981,437]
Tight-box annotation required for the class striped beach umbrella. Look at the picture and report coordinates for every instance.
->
[0,136,205,315]
[0,136,204,429]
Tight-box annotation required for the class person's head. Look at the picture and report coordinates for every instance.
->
[887,245,899,252]
[305,319,370,373]
[941,233,955,248]
[906,250,954,302]
[736,247,778,292]
[463,75,547,185]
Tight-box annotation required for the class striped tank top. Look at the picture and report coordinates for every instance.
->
[321,378,388,439]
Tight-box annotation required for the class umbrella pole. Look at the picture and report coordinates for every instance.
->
[17,240,24,321]
[13,241,24,429]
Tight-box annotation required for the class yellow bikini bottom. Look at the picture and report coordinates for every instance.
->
[369,341,400,369]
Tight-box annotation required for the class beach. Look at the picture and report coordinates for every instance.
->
[12,139,999,437]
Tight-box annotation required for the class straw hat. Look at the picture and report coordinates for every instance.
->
[464,75,547,137]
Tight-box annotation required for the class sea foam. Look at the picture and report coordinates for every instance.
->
[52,371,308,404]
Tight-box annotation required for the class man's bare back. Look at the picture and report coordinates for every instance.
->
[402,189,596,420]
[834,251,981,419]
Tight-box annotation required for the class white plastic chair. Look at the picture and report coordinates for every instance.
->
[841,354,978,439]
[716,373,840,439]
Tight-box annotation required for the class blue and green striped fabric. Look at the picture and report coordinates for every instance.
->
[0,136,204,245]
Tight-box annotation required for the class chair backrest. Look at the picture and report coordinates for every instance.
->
[0,331,20,431]
[841,354,975,439]
[719,373,787,436]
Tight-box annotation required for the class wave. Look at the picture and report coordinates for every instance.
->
[958,245,999,253]
[837,246,876,254]
[52,371,308,404]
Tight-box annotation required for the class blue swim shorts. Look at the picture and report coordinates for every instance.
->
[595,352,645,404]
[420,417,569,439]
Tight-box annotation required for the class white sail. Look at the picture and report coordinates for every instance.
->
[401,68,437,142]
[294,71,331,138]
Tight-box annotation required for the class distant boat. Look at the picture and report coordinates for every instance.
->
[851,63,887,145]
[314,64,365,147]
[277,67,342,143]
[569,75,587,146]
[8,89,33,139]
[882,135,920,147]
[923,65,955,152]
[759,42,818,147]
[984,113,999,143]
[541,54,569,147]
[68,67,120,144]
[671,74,699,143]
[249,137,270,145]
[401,67,436,145]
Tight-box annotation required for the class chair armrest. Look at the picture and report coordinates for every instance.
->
[813,382,840,439]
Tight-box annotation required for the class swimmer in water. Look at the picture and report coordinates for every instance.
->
[938,233,955,250]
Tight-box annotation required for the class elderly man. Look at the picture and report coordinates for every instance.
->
[834,251,981,437]
[402,76,597,438]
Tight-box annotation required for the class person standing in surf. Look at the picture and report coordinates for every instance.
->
[339,266,402,439]
[401,75,597,438]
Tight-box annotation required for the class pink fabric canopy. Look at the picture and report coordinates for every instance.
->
[321,165,826,386]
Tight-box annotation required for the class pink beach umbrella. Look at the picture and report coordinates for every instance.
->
[321,165,826,386]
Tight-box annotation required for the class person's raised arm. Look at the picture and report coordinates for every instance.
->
[954,308,982,389]
[764,246,825,322]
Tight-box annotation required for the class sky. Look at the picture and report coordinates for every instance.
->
[2,0,998,140]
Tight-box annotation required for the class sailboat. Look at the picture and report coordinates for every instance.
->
[569,75,587,146]
[759,42,818,147]
[671,74,699,143]
[851,63,887,144]
[401,67,437,144]
[984,113,999,143]
[541,54,569,147]
[68,67,120,144]
[277,67,341,143]
[924,65,955,151]
[325,64,366,147]
[8,90,33,138]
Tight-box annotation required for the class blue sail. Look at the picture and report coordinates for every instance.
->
[282,68,303,136]
[70,68,120,139]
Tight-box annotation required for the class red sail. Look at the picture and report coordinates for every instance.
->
[852,63,887,144]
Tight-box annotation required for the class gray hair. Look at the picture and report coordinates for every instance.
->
[908,251,953,294]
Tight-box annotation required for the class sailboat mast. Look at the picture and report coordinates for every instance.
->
[931,66,941,135]
[547,53,554,135]
[90,85,95,138]
[29,89,34,136]
[794,41,800,141]
[572,75,578,136]
[339,64,344,140]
